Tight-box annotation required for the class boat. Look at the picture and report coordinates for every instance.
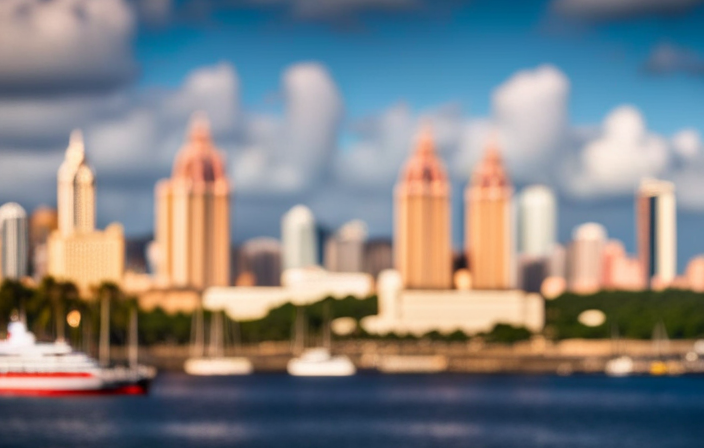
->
[184,309,253,376]
[605,355,634,377]
[0,317,155,396]
[377,355,448,374]
[287,348,356,377]
[286,303,356,377]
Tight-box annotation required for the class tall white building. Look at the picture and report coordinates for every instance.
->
[569,223,607,294]
[0,203,29,280]
[324,220,368,273]
[637,178,676,287]
[282,205,318,270]
[518,185,556,257]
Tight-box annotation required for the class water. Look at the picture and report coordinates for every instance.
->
[1,373,703,448]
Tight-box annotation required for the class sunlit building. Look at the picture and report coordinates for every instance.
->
[568,223,606,294]
[47,131,124,296]
[155,113,231,289]
[394,128,452,289]
[282,205,318,270]
[637,178,676,288]
[601,240,643,291]
[466,140,514,290]
[0,203,29,280]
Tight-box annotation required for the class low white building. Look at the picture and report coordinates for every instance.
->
[204,267,374,320]
[362,270,544,336]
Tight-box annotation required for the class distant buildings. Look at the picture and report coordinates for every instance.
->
[0,203,28,280]
[237,237,282,287]
[637,178,676,288]
[282,205,318,270]
[394,128,452,289]
[568,223,607,294]
[518,185,556,257]
[29,206,57,280]
[324,220,367,273]
[466,140,514,290]
[47,130,124,296]
[154,113,230,289]
[363,238,393,279]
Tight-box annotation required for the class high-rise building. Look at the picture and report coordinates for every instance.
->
[29,206,57,279]
[466,140,514,290]
[155,113,231,289]
[518,185,556,257]
[568,223,607,294]
[364,239,393,279]
[282,205,318,270]
[48,131,124,296]
[237,237,282,286]
[0,203,29,280]
[637,178,676,288]
[394,128,452,289]
[324,220,368,273]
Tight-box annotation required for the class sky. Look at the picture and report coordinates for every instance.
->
[1,0,704,269]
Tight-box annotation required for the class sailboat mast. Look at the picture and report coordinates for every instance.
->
[293,306,306,355]
[99,292,110,367]
[191,306,205,358]
[323,301,331,350]
[208,311,224,358]
[128,307,138,369]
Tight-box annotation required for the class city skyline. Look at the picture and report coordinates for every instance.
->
[1,0,704,269]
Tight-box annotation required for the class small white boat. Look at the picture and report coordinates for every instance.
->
[605,355,634,377]
[184,309,253,376]
[184,357,253,376]
[287,348,356,377]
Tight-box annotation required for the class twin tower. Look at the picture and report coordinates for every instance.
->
[395,129,513,290]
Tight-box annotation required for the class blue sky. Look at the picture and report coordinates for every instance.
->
[1,0,704,269]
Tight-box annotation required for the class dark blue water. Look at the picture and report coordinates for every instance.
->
[0,373,703,448]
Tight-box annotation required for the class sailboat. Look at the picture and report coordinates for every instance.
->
[184,308,253,376]
[605,324,634,377]
[286,303,356,377]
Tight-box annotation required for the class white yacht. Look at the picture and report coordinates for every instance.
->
[0,319,155,395]
[605,355,634,377]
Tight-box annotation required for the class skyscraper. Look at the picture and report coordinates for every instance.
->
[637,178,676,288]
[282,205,318,270]
[568,223,607,294]
[394,128,452,289]
[48,131,124,296]
[0,203,28,280]
[237,237,282,286]
[518,185,556,257]
[324,220,368,273]
[155,113,231,289]
[466,140,514,290]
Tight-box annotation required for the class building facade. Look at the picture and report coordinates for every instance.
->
[155,113,231,289]
[568,223,607,294]
[29,206,57,279]
[48,131,124,296]
[0,203,29,280]
[394,128,452,289]
[281,205,318,270]
[518,185,556,257]
[466,141,514,290]
[324,220,368,273]
[636,178,676,288]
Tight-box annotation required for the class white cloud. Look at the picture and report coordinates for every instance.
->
[0,0,136,94]
[672,129,701,160]
[566,105,670,197]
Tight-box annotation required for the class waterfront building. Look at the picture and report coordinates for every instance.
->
[636,178,676,288]
[324,220,367,273]
[47,131,124,296]
[394,128,452,289]
[155,113,231,289]
[466,139,514,290]
[282,205,318,270]
[29,206,57,279]
[0,203,29,280]
[362,269,544,336]
[518,185,556,257]
[237,237,282,287]
[568,223,607,294]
